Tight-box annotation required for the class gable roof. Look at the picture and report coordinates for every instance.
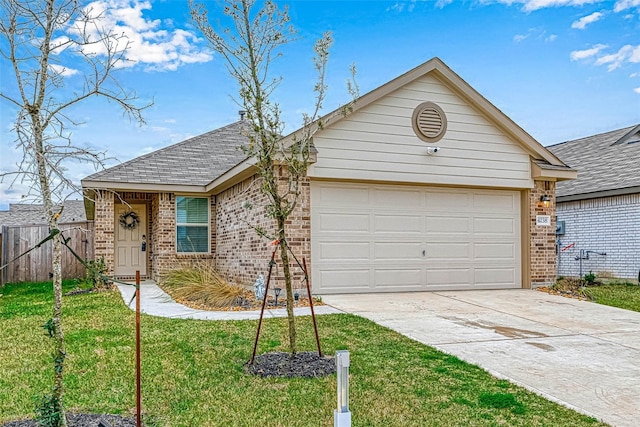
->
[82,57,574,196]
[0,200,87,228]
[548,124,640,201]
[208,57,574,188]
[82,121,249,191]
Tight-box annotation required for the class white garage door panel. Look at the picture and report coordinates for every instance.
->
[320,270,370,291]
[319,213,369,232]
[474,243,516,259]
[473,193,517,212]
[426,192,470,210]
[474,217,516,234]
[317,186,370,206]
[319,242,370,260]
[312,182,521,293]
[426,216,471,233]
[375,242,423,260]
[427,268,472,286]
[426,242,471,259]
[375,215,422,233]
[375,269,423,287]
[373,188,424,208]
[475,268,516,285]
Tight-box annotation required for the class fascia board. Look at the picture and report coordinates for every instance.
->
[531,163,578,181]
[80,180,205,193]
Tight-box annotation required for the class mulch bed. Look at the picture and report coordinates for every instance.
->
[173,290,324,312]
[536,286,592,300]
[245,351,336,378]
[2,413,136,427]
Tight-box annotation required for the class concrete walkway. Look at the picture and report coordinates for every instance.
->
[115,280,342,320]
[322,290,640,427]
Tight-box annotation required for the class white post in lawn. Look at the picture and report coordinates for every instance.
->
[334,350,351,427]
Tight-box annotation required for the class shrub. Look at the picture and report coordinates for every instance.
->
[160,260,247,308]
[85,257,108,289]
[583,271,597,286]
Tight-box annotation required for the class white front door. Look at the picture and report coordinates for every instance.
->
[114,204,147,277]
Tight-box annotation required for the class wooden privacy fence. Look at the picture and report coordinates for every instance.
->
[1,221,94,285]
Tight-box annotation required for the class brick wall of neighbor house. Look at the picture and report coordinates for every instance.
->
[93,190,115,276]
[529,180,557,287]
[557,194,640,279]
[215,167,311,293]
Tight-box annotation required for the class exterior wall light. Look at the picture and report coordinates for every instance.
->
[540,195,551,208]
[334,350,351,427]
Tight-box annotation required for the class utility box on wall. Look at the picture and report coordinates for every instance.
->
[556,220,565,235]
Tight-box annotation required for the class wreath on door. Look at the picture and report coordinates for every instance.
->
[119,211,140,230]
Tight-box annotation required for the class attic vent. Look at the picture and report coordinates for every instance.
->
[412,101,447,143]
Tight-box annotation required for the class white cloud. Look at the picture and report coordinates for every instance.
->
[571,11,604,29]
[386,2,405,12]
[489,0,600,12]
[570,44,608,61]
[514,34,528,42]
[49,64,79,77]
[513,28,557,43]
[67,0,212,72]
[614,0,640,12]
[595,44,640,70]
[634,87,640,93]
[436,0,454,7]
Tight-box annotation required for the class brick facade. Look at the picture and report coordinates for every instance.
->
[215,167,311,292]
[529,180,557,287]
[93,190,115,276]
[92,176,555,290]
[557,194,640,279]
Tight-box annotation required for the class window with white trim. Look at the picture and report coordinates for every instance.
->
[176,196,209,253]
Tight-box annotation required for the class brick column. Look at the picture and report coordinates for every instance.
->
[93,190,115,276]
[529,180,557,287]
[150,192,176,281]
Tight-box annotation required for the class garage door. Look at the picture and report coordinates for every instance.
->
[311,182,521,293]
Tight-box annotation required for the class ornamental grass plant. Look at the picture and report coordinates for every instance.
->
[160,260,247,309]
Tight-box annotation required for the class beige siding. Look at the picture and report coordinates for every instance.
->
[308,74,532,188]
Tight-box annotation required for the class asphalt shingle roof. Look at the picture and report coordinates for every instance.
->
[84,121,250,186]
[0,200,87,228]
[548,124,640,199]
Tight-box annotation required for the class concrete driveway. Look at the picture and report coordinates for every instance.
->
[321,289,640,427]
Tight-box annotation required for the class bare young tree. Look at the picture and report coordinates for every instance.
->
[190,0,357,354]
[0,0,149,425]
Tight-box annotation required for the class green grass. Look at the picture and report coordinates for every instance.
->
[584,282,640,312]
[0,281,606,426]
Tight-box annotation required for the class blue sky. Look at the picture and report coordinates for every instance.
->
[1,0,639,209]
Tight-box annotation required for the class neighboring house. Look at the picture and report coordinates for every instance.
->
[0,200,90,284]
[0,200,87,226]
[548,124,640,279]
[81,57,575,293]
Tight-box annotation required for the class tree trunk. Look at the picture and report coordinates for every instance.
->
[35,121,67,427]
[278,218,296,354]
[51,233,67,427]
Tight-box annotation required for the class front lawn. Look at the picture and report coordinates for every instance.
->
[584,282,640,312]
[0,281,606,426]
